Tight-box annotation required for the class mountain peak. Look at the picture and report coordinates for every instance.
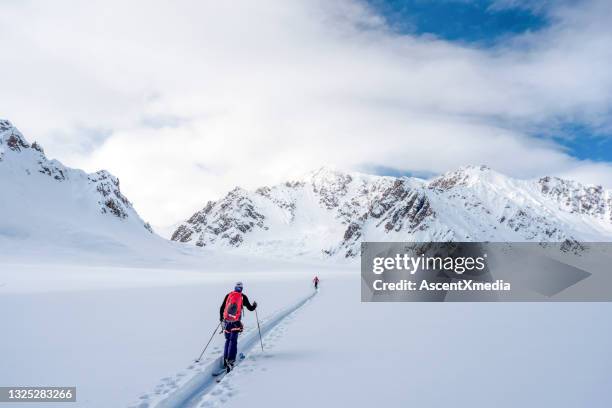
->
[0,119,17,134]
[428,164,497,190]
[0,119,30,152]
[458,164,491,173]
[0,120,151,232]
[302,166,347,181]
[171,164,612,259]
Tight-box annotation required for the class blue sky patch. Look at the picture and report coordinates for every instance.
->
[550,122,612,162]
[365,0,548,44]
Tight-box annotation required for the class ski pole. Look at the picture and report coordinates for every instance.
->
[255,308,264,352]
[195,321,222,362]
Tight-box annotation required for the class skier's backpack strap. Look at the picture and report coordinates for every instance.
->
[223,291,244,322]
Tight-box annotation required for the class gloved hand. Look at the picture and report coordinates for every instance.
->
[220,317,223,322]
[253,301,258,309]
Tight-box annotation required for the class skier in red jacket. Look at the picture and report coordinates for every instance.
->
[219,282,257,371]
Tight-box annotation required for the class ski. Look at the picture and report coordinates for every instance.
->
[214,365,231,382]
[211,368,226,377]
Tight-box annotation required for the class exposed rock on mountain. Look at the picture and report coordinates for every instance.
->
[172,165,612,258]
[0,120,155,248]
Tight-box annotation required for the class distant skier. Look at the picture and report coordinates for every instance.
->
[219,282,257,372]
[313,276,319,290]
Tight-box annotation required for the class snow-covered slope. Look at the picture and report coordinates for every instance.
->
[172,166,612,258]
[0,119,166,261]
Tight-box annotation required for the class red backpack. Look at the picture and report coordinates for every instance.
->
[223,291,244,322]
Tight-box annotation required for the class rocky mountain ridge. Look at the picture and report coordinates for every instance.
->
[0,120,154,248]
[172,166,612,258]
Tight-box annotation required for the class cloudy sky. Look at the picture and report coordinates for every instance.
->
[2,0,612,226]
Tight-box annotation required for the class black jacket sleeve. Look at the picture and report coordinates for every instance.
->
[219,293,229,321]
[242,294,256,311]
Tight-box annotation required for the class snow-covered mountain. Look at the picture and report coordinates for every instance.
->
[4,117,610,263]
[0,119,163,261]
[171,166,612,258]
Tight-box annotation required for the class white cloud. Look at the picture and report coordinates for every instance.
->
[1,0,612,225]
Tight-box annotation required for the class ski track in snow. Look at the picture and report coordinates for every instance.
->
[130,290,318,408]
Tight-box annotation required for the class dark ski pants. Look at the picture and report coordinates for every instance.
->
[223,321,242,362]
